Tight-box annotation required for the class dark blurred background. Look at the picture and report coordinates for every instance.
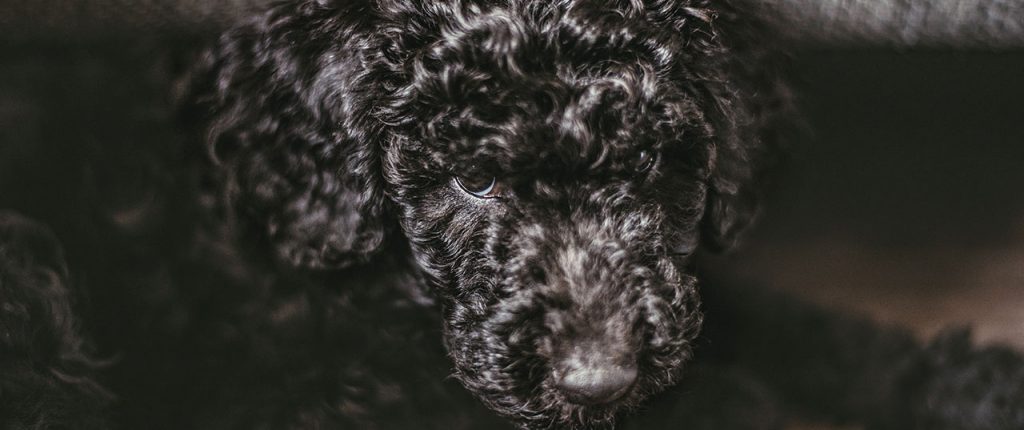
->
[726,49,1024,351]
[1,0,1022,363]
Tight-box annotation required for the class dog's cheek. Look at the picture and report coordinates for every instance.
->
[442,313,524,414]
[392,178,509,293]
[646,163,709,257]
[640,270,702,380]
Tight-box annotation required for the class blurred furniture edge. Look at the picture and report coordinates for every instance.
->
[755,0,1024,50]
[1,0,1022,49]
[0,0,274,44]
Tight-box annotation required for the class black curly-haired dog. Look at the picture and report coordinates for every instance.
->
[3,0,1024,429]
[177,0,781,426]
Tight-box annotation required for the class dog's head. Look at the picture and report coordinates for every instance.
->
[186,0,782,427]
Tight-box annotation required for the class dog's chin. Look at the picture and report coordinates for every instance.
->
[468,373,648,429]
[511,388,636,430]
[556,391,639,427]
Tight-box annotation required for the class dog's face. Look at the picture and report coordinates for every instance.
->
[190,0,771,428]
[379,4,719,427]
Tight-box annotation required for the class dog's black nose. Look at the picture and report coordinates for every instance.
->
[555,362,637,405]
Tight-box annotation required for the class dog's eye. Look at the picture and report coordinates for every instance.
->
[635,150,657,173]
[455,176,502,199]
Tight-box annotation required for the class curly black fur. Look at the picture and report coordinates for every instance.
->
[2,0,1023,429]
[178,0,783,427]
[0,212,109,429]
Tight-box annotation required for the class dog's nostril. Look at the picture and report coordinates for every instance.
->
[528,266,547,284]
[555,362,637,405]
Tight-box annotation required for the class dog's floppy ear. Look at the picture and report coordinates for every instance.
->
[699,72,788,253]
[701,148,759,252]
[694,2,792,253]
[180,1,389,269]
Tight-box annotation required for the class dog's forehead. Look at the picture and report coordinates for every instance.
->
[420,80,661,179]
[413,63,687,177]
[439,132,641,180]
[392,1,709,176]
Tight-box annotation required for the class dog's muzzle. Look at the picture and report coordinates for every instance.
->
[554,349,638,405]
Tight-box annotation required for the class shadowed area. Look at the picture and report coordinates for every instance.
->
[1,34,1022,430]
[713,51,1024,430]
[727,51,1024,350]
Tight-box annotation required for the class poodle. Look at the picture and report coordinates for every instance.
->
[2,0,1023,429]
[177,0,783,426]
